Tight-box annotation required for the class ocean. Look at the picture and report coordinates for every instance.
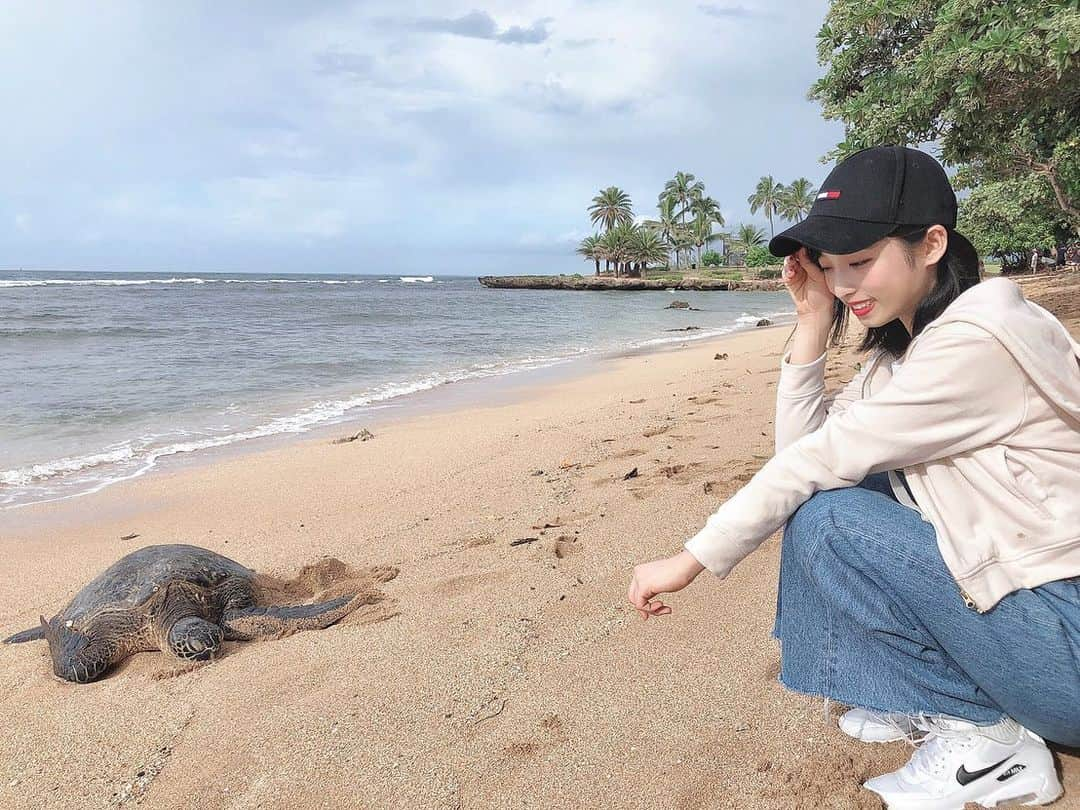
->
[1,270,794,508]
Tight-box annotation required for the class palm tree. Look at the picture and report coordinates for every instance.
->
[688,214,726,268]
[662,171,705,217]
[748,176,785,237]
[576,234,603,275]
[660,171,705,267]
[689,196,725,266]
[779,178,816,223]
[588,187,634,233]
[690,195,724,227]
[600,224,636,278]
[643,196,682,269]
[731,223,766,257]
[630,228,668,276]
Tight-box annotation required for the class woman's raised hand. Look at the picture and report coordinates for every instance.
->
[782,247,835,323]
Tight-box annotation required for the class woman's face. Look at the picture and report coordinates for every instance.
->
[815,226,946,333]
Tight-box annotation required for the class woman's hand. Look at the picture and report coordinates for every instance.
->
[783,247,835,324]
[627,550,706,620]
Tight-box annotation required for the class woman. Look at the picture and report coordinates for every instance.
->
[627,146,1080,810]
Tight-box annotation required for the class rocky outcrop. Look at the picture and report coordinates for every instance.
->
[476,275,784,292]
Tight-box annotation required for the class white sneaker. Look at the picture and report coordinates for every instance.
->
[839,708,920,743]
[863,716,1063,809]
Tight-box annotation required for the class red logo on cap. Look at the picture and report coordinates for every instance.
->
[817,190,841,200]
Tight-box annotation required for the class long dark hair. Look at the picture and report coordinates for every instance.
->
[806,225,981,358]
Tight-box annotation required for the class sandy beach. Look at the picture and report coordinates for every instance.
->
[2,272,1078,810]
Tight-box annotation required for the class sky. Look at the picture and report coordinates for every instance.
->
[0,1,845,275]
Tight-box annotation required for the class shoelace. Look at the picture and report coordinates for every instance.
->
[903,715,1021,781]
[905,725,978,780]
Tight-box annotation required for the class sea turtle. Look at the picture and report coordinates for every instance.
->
[3,543,364,683]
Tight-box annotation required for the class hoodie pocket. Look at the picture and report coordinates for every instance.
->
[999,447,1053,520]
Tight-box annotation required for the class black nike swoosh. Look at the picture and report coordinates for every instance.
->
[956,756,1012,786]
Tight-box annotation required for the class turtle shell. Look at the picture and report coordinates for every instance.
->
[57,544,254,625]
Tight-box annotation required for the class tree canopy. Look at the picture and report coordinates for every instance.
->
[588,187,634,232]
[956,173,1066,270]
[810,0,1080,231]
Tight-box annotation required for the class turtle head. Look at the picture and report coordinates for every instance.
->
[41,615,110,684]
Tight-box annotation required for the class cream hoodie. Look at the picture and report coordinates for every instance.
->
[684,277,1080,612]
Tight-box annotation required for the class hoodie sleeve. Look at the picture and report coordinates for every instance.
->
[686,321,1026,578]
[774,349,886,452]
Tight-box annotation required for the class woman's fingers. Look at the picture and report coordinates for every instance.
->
[627,577,650,609]
[639,599,670,620]
[628,575,672,620]
[785,253,801,277]
[795,247,824,281]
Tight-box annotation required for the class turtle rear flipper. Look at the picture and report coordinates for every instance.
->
[4,626,46,644]
[221,595,356,641]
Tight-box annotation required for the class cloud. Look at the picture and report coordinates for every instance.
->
[315,50,375,78]
[14,213,30,232]
[387,10,552,45]
[697,4,764,18]
[561,37,613,49]
[517,75,587,116]
[496,19,552,45]
[517,226,586,254]
[0,0,842,274]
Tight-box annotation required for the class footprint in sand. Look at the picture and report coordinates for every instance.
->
[500,714,567,759]
[464,534,496,549]
[540,713,566,738]
[698,456,767,495]
[552,534,577,559]
[501,741,540,758]
[434,570,511,598]
[654,461,703,484]
[758,749,895,809]
[664,433,695,442]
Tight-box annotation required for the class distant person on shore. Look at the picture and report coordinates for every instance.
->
[1031,247,1040,274]
[628,146,1080,808]
[1067,242,1080,267]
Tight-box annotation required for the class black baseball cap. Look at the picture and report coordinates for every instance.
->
[768,145,978,272]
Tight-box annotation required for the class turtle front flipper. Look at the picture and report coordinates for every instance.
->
[166,616,224,662]
[4,625,47,644]
[221,595,356,641]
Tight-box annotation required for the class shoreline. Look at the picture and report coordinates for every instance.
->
[1,272,1075,809]
[477,273,784,291]
[1,314,796,516]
